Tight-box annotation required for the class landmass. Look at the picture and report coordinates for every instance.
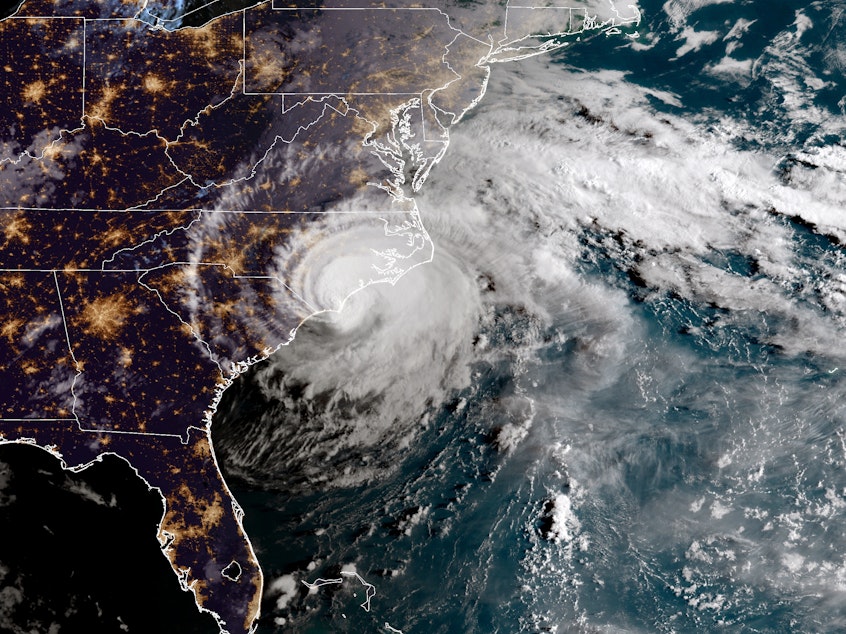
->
[0,0,639,630]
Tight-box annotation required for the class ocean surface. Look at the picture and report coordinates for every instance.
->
[3,0,846,632]
[211,1,846,632]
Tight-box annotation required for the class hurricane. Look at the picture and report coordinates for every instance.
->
[211,3,846,632]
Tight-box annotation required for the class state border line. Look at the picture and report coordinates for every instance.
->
[52,270,77,371]
[0,418,77,422]
[3,268,154,273]
[0,207,416,213]
[1,14,83,19]
[81,16,86,119]
[0,424,186,439]
[269,2,467,11]
[243,91,423,96]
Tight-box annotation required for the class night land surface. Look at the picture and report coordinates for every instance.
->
[0,0,639,630]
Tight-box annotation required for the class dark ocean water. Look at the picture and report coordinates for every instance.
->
[0,446,219,633]
[216,261,846,633]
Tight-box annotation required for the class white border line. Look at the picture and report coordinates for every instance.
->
[0,207,416,213]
